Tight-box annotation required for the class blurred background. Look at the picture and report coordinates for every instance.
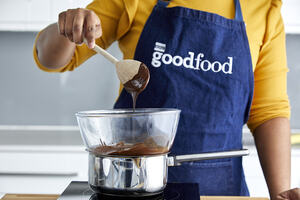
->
[0,0,299,198]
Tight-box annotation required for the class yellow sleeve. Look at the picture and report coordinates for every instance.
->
[247,0,290,132]
[33,0,137,73]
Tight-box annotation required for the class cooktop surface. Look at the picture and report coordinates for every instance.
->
[58,181,199,200]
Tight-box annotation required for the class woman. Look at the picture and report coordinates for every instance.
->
[33,0,299,199]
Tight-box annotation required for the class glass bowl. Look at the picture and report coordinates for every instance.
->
[76,108,180,156]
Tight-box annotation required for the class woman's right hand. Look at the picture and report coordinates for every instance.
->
[58,8,102,49]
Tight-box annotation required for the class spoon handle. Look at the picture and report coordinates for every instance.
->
[167,149,249,166]
[92,44,119,64]
[83,39,119,64]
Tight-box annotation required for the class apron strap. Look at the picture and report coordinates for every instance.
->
[158,0,244,21]
[157,0,170,8]
[234,0,244,21]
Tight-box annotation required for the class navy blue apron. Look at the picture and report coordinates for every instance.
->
[114,0,254,196]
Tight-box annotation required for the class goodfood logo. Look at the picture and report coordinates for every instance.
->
[151,42,233,74]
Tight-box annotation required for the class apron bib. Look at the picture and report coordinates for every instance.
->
[114,0,254,196]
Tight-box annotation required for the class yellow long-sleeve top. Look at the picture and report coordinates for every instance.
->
[33,0,290,132]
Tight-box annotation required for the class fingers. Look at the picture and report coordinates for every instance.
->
[73,9,84,44]
[290,188,300,199]
[84,10,100,49]
[64,9,74,42]
[58,12,66,35]
[277,188,300,200]
[57,8,101,48]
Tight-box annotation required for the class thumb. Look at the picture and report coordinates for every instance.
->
[83,38,95,49]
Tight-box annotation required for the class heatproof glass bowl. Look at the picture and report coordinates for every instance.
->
[76,108,181,156]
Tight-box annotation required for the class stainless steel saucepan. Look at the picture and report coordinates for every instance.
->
[76,109,249,197]
[87,149,248,197]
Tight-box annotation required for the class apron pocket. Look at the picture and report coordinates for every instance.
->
[168,160,235,195]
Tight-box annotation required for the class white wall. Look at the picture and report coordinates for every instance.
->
[0,31,120,126]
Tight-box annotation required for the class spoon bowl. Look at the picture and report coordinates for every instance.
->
[87,42,150,91]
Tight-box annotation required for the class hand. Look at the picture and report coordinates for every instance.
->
[58,8,102,49]
[276,188,300,200]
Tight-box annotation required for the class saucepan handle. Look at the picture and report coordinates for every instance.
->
[167,149,249,167]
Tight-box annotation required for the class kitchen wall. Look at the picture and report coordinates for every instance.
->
[286,35,300,130]
[0,32,299,129]
[0,31,120,126]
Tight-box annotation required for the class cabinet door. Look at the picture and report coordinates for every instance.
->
[0,0,93,31]
[282,0,300,33]
[291,149,300,188]
[0,0,29,22]
[243,147,269,197]
[50,0,93,22]
[0,147,88,194]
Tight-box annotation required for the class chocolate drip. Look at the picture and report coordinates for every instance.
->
[123,63,150,111]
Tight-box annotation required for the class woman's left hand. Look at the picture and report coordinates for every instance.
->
[276,188,300,200]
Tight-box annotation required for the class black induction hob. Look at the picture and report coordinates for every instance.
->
[58,181,199,200]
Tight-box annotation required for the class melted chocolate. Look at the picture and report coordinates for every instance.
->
[123,63,150,111]
[92,137,168,156]
[95,62,154,156]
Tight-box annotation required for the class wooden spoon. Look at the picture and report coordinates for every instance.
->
[86,41,150,93]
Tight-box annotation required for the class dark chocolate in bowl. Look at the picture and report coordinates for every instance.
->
[91,137,169,156]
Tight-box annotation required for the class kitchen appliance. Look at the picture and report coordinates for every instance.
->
[76,109,249,197]
[58,181,200,200]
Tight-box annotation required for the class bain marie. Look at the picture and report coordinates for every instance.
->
[92,137,168,156]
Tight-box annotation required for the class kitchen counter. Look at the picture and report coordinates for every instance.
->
[1,194,269,200]
[1,194,58,200]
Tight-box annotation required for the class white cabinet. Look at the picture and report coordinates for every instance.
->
[0,0,299,33]
[243,146,300,198]
[50,0,93,22]
[282,0,300,34]
[243,147,269,197]
[291,149,300,188]
[0,145,88,194]
[0,0,31,22]
[0,0,92,31]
